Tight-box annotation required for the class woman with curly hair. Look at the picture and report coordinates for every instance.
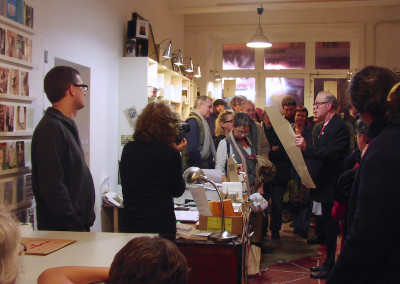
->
[120,102,187,241]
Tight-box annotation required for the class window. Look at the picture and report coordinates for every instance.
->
[314,78,350,107]
[222,43,255,70]
[315,42,350,69]
[222,77,256,102]
[264,42,305,70]
[265,77,304,111]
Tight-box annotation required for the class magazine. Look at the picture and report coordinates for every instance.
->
[0,28,5,55]
[8,68,19,95]
[20,71,28,96]
[16,106,26,130]
[4,105,14,132]
[0,67,9,94]
[16,34,25,60]
[16,140,24,167]
[5,141,16,169]
[25,4,33,28]
[6,30,16,58]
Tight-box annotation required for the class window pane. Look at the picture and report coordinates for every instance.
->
[222,43,255,70]
[264,42,305,70]
[315,42,350,69]
[222,77,256,102]
[265,77,304,111]
[314,78,350,108]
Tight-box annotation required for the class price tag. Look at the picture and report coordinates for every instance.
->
[207,217,232,231]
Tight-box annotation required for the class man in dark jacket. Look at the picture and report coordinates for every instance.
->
[32,66,95,231]
[295,92,350,279]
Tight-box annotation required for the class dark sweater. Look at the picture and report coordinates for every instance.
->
[31,107,95,231]
[327,122,400,283]
[120,140,185,237]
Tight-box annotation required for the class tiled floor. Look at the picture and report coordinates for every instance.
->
[248,222,327,284]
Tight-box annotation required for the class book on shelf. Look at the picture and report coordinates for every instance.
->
[8,68,19,95]
[0,67,9,94]
[6,29,16,58]
[16,140,24,167]
[16,34,25,60]
[15,0,23,24]
[0,28,5,55]
[25,37,32,62]
[24,4,33,28]
[20,71,29,96]
[16,175,24,203]
[4,105,15,132]
[16,106,26,130]
[6,141,16,169]
[6,0,17,21]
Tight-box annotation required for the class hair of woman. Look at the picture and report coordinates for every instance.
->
[233,112,252,128]
[133,102,181,145]
[215,110,234,136]
[294,105,309,118]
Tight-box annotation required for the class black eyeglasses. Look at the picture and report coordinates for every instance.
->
[73,84,88,92]
[313,101,329,107]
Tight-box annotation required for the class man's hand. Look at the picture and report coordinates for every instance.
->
[295,134,306,151]
[172,138,187,152]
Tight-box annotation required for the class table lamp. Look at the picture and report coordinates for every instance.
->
[183,167,238,242]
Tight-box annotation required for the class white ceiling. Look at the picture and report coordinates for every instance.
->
[167,0,400,14]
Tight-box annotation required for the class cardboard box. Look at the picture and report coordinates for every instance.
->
[198,214,243,235]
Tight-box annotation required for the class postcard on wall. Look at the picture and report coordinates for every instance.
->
[25,37,32,62]
[8,68,19,95]
[16,106,26,130]
[6,0,17,21]
[25,4,33,28]
[16,34,25,60]
[4,105,14,132]
[0,67,9,94]
[6,30,16,58]
[0,28,5,55]
[24,174,32,201]
[16,140,24,167]
[16,175,24,203]
[20,71,29,96]
[0,142,6,170]
[6,141,16,169]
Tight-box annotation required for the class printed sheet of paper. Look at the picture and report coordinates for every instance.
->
[265,106,316,188]
[189,185,213,216]
[174,210,199,222]
[21,238,76,256]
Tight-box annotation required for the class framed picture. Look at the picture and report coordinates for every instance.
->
[136,19,149,39]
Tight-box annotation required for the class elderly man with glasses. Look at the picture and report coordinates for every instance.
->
[295,91,351,279]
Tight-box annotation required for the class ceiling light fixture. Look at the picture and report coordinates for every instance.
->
[246,6,272,48]
[194,65,201,78]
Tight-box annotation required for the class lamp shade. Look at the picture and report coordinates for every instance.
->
[174,50,183,66]
[246,27,272,48]
[162,41,172,58]
[194,65,201,78]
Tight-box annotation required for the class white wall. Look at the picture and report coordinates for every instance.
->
[30,0,184,232]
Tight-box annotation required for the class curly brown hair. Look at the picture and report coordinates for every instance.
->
[133,102,180,145]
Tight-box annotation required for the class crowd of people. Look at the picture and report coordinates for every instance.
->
[1,65,399,283]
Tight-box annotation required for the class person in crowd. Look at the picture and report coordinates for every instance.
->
[182,96,216,170]
[214,110,234,148]
[120,102,186,241]
[207,98,227,139]
[255,107,263,123]
[281,96,297,124]
[327,66,400,283]
[290,106,313,239]
[230,95,246,113]
[295,91,350,279]
[261,109,291,240]
[38,236,188,284]
[31,66,95,231]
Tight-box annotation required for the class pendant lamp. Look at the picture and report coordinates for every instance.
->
[246,7,272,48]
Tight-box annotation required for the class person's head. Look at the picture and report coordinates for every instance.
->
[194,96,213,118]
[281,96,297,119]
[294,106,308,127]
[261,108,272,128]
[215,110,234,137]
[231,96,246,113]
[133,102,180,145]
[255,108,262,123]
[233,112,252,141]
[109,236,188,284]
[213,99,226,116]
[313,91,338,122]
[350,66,400,126]
[242,100,256,120]
[0,207,23,284]
[355,118,371,151]
[44,66,87,109]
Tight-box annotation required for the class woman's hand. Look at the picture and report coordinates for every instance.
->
[172,138,187,152]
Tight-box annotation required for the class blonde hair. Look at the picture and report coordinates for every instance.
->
[0,207,21,284]
[215,110,234,137]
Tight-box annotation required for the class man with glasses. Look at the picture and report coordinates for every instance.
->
[31,66,95,232]
[295,91,350,279]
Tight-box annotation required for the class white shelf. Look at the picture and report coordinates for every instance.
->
[0,93,35,103]
[0,54,36,70]
[0,15,35,35]
[0,131,33,137]
[0,166,31,176]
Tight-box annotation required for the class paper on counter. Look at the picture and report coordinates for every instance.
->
[201,169,223,184]
[221,182,243,202]
[265,105,316,188]
[189,185,213,216]
[175,211,199,222]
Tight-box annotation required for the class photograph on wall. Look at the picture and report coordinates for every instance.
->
[136,19,149,39]
[0,67,9,94]
[0,28,5,55]
[16,34,25,60]
[25,4,33,28]
[6,141,16,169]
[126,38,136,57]
[5,105,14,132]
[16,175,24,203]
[0,142,6,170]
[6,30,16,58]
[20,71,28,96]
[25,37,32,62]
[136,39,148,57]
[16,140,24,167]
[8,68,19,95]
[16,106,26,130]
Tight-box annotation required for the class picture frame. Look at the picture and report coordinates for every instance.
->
[136,19,149,39]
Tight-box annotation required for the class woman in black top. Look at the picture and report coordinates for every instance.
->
[120,102,187,241]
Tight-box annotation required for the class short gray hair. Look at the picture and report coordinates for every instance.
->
[233,112,252,128]
[194,95,212,109]
[319,91,338,110]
